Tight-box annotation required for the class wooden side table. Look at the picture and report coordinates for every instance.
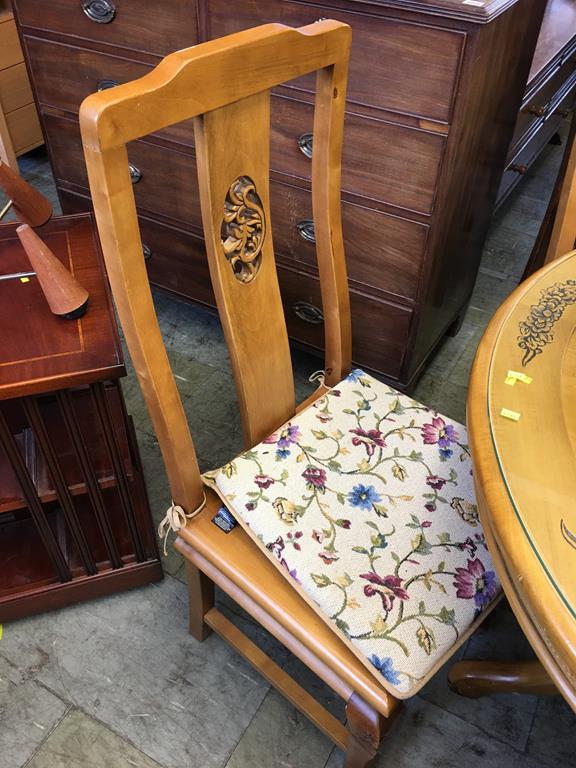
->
[0,213,162,621]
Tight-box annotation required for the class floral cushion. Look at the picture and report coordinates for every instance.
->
[203,370,501,698]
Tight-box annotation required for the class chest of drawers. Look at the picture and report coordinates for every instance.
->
[11,0,547,388]
[0,0,42,168]
[497,0,576,205]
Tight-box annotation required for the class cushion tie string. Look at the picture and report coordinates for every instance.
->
[309,369,325,385]
[158,494,206,556]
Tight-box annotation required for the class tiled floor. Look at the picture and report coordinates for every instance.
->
[1,136,575,767]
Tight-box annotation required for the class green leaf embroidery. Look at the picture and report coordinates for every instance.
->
[311,573,331,588]
[438,606,456,625]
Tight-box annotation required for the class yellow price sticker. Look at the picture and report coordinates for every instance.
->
[506,370,532,385]
[20,277,30,283]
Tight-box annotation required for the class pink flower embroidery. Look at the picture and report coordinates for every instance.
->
[350,428,386,457]
[421,416,458,448]
[453,558,498,609]
[360,572,409,612]
[318,551,339,565]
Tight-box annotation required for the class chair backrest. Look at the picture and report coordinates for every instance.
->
[80,21,352,515]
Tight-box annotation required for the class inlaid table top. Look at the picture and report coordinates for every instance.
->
[0,214,124,400]
[468,248,576,712]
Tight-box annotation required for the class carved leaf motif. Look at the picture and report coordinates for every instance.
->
[221,175,266,283]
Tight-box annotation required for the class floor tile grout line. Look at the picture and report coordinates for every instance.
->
[20,702,73,768]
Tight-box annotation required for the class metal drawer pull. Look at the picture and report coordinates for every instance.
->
[297,133,313,158]
[293,301,324,324]
[296,219,316,243]
[82,0,116,23]
[509,163,528,175]
[142,244,152,260]
[524,104,546,117]
[129,164,142,184]
[97,79,119,91]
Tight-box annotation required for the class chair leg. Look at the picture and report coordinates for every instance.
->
[344,693,384,768]
[185,561,215,641]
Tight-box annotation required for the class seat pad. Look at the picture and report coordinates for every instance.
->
[203,370,501,698]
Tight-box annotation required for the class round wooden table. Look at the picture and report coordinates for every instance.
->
[450,249,576,713]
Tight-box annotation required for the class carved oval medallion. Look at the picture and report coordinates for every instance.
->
[221,176,266,284]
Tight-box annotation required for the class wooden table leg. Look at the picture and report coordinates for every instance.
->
[448,659,558,698]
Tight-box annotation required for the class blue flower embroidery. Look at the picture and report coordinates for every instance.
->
[370,654,401,685]
[346,369,365,382]
[275,448,291,460]
[348,484,382,510]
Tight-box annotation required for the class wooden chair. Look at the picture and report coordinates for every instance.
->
[80,22,500,765]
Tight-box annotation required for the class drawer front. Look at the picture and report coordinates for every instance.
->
[24,37,194,145]
[0,62,33,113]
[59,191,410,379]
[511,60,576,154]
[59,189,215,306]
[279,266,412,379]
[271,96,444,215]
[270,182,427,301]
[43,114,202,229]
[15,0,198,57]
[7,102,42,154]
[206,0,464,124]
[0,17,23,70]
[498,106,573,205]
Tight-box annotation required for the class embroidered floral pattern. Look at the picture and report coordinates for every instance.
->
[208,370,501,696]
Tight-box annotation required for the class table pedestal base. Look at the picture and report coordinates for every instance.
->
[448,660,558,698]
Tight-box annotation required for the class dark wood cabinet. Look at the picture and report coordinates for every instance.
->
[497,0,576,205]
[0,214,162,621]
[11,0,565,388]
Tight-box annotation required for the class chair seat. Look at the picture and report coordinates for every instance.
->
[203,370,502,698]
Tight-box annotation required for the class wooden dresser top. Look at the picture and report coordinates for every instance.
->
[0,213,124,399]
[530,0,576,81]
[339,0,520,23]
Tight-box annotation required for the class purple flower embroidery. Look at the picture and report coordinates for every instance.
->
[421,416,459,449]
[254,474,275,489]
[350,428,386,457]
[302,466,328,491]
[264,423,301,449]
[426,475,446,490]
[280,558,300,584]
[360,572,409,612]
[453,558,498,609]
[457,537,477,556]
[424,502,436,513]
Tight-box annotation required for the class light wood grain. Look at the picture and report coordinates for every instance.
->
[0,62,33,114]
[544,125,576,262]
[0,159,52,225]
[194,91,296,446]
[467,248,576,713]
[81,21,403,766]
